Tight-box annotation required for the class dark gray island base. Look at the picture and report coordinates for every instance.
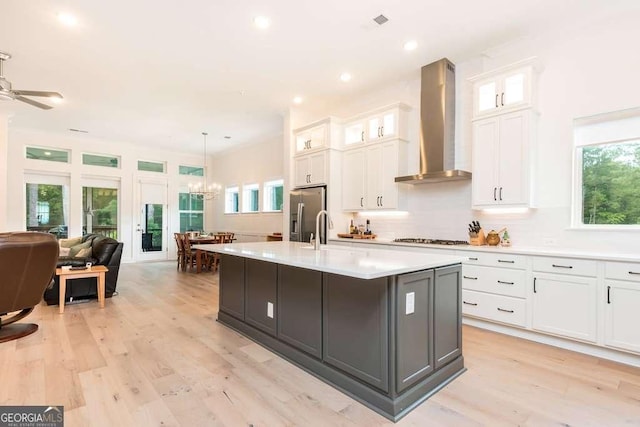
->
[217,253,465,421]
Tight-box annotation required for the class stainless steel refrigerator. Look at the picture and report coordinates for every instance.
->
[290,186,327,244]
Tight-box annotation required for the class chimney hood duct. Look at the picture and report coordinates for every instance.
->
[395,58,471,184]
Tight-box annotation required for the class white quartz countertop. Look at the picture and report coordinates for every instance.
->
[328,238,640,262]
[192,241,464,279]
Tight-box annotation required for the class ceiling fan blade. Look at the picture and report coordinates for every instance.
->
[13,90,63,99]
[15,95,53,110]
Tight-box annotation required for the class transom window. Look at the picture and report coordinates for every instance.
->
[242,183,259,213]
[263,179,283,212]
[225,186,239,214]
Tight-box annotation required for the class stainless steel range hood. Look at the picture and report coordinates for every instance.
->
[395,58,471,184]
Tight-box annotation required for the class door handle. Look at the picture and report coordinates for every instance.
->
[501,92,504,106]
[533,277,537,293]
[499,187,503,201]
[497,280,514,285]
[379,196,383,207]
[361,131,364,142]
[380,126,384,137]
[607,285,611,304]
[463,276,478,280]
[495,94,499,108]
[497,307,514,313]
[360,197,364,207]
[493,187,497,201]
[463,301,478,306]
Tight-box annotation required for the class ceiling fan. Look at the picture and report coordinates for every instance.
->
[0,51,63,110]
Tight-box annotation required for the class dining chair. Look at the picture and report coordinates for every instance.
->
[181,233,207,272]
[174,233,185,271]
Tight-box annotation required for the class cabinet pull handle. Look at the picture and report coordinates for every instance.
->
[360,197,364,207]
[463,301,478,306]
[501,92,504,106]
[497,280,514,285]
[495,94,499,108]
[533,277,537,293]
[499,187,503,201]
[378,127,381,138]
[498,259,515,264]
[468,257,478,261]
[493,187,497,201]
[381,126,384,136]
[463,275,478,280]
[497,307,514,313]
[552,264,573,269]
[607,285,611,304]
[629,271,640,275]
[380,196,383,206]
[361,131,364,142]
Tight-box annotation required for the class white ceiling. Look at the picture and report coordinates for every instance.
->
[0,0,636,154]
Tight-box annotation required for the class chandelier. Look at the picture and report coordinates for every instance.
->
[188,132,221,200]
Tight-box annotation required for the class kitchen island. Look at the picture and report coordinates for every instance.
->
[193,241,465,421]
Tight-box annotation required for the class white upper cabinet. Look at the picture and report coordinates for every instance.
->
[472,110,534,209]
[294,117,341,154]
[343,103,410,147]
[294,150,328,187]
[341,140,407,211]
[472,64,534,119]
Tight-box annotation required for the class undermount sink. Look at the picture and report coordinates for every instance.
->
[300,245,361,255]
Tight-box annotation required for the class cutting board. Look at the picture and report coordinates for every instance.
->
[337,233,377,239]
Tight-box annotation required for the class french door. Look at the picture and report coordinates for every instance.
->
[136,179,168,261]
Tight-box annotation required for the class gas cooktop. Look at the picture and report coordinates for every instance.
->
[393,238,469,245]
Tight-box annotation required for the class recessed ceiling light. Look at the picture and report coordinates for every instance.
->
[224,136,231,139]
[403,40,418,51]
[293,96,303,104]
[49,96,63,104]
[57,12,78,27]
[44,151,51,156]
[340,72,352,82]
[254,16,271,29]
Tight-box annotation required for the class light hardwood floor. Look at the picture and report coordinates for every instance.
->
[1,261,639,426]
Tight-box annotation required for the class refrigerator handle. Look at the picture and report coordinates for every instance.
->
[297,202,304,241]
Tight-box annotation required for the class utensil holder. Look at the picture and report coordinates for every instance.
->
[469,229,486,246]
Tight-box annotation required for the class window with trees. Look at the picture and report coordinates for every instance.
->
[83,187,118,238]
[574,109,640,227]
[179,192,204,232]
[263,179,283,212]
[25,178,69,239]
[225,186,239,214]
[242,183,259,213]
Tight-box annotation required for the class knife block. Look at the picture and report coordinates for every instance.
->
[469,229,486,246]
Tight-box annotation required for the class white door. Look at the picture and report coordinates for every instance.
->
[497,111,528,205]
[472,117,499,207]
[380,141,399,209]
[342,148,366,210]
[136,179,168,261]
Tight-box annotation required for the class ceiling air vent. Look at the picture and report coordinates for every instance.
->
[373,15,389,25]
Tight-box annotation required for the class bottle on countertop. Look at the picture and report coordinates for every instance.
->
[364,219,372,235]
[349,219,356,234]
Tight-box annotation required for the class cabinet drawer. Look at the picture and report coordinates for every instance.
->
[605,261,640,282]
[462,265,526,298]
[462,290,526,327]
[457,251,526,269]
[532,257,596,277]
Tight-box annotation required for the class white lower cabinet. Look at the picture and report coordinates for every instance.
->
[531,272,597,343]
[462,289,526,327]
[458,251,527,328]
[604,262,640,353]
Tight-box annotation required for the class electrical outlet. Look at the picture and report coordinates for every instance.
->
[267,302,274,318]
[405,292,415,315]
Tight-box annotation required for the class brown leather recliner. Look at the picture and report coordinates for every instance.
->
[0,231,59,343]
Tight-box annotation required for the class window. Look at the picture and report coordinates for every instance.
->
[138,160,165,173]
[574,108,640,227]
[26,147,69,163]
[25,181,69,239]
[179,165,204,176]
[263,179,284,212]
[83,153,120,168]
[179,193,204,232]
[225,186,239,214]
[242,183,259,213]
[83,187,118,238]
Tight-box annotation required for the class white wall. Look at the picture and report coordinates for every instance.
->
[209,133,284,239]
[291,11,640,255]
[6,127,206,262]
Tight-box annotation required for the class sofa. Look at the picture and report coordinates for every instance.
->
[43,234,124,305]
